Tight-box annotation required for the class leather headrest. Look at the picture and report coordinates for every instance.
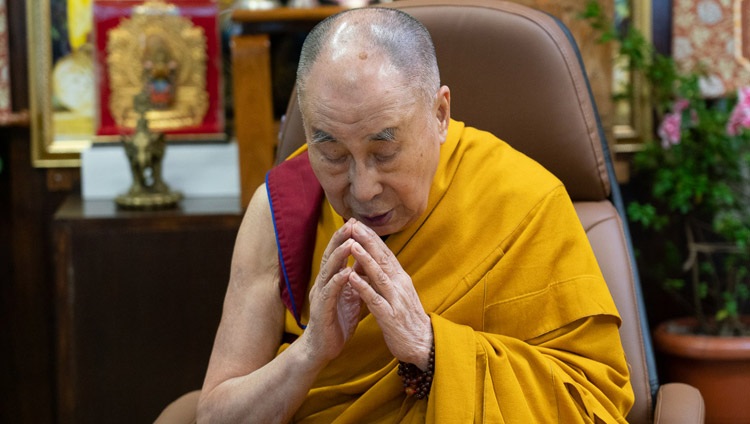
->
[278,0,611,201]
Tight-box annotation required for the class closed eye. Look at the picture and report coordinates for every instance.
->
[325,154,348,164]
[375,152,397,163]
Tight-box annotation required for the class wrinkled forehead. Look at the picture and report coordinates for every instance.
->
[301,53,416,114]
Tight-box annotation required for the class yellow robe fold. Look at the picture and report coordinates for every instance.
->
[278,120,634,423]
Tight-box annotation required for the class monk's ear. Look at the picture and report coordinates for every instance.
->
[435,85,450,144]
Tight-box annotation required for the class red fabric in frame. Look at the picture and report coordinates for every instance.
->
[266,152,324,328]
[93,0,223,137]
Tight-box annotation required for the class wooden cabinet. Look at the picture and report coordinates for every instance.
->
[52,196,243,424]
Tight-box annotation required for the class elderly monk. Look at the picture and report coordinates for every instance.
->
[198,6,634,424]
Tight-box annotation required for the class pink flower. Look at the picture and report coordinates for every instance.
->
[658,112,683,148]
[727,86,750,136]
[657,98,698,148]
[673,98,690,113]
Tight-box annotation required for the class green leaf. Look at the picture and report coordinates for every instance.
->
[664,278,685,291]
[716,309,729,322]
[722,295,739,318]
[738,283,750,301]
[698,282,709,299]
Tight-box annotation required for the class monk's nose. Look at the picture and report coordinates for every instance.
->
[349,163,383,203]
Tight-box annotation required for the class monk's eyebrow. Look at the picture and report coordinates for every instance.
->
[311,129,336,144]
[370,127,396,141]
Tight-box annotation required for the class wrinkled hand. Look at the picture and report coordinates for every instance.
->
[303,219,362,364]
[347,221,434,370]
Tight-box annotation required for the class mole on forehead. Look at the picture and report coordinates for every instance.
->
[359,51,368,60]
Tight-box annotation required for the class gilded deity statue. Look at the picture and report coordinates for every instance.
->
[142,34,178,110]
[116,89,182,209]
[106,0,209,132]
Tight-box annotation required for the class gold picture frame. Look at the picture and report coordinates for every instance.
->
[95,0,224,142]
[28,0,93,168]
[28,0,226,168]
[611,0,653,153]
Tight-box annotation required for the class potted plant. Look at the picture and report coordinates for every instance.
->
[582,3,750,423]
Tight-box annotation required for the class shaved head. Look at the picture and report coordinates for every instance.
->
[296,7,440,109]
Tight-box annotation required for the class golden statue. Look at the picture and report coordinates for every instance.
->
[106,0,208,131]
[116,89,182,210]
[142,34,178,110]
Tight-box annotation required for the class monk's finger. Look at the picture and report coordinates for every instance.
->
[350,241,394,299]
[351,221,386,254]
[312,267,353,329]
[320,219,355,269]
[319,267,352,304]
[348,270,392,316]
[318,238,354,286]
[351,222,397,276]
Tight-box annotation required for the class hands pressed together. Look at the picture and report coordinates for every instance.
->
[302,219,434,371]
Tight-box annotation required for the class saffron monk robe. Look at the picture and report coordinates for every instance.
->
[197,7,634,424]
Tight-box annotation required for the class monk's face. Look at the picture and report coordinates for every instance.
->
[302,50,450,236]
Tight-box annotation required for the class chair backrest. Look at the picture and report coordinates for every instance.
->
[276,1,658,422]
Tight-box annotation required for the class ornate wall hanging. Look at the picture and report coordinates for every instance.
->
[94,0,224,141]
[673,0,750,97]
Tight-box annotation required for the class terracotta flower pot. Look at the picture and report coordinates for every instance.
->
[653,317,750,424]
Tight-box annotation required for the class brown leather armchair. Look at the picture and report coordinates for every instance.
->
[156,1,704,422]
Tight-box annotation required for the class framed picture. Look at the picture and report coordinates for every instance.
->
[93,0,224,142]
[611,0,653,152]
[27,0,224,168]
[28,0,93,167]
[672,0,750,97]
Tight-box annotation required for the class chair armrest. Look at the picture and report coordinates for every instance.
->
[653,382,704,424]
[154,390,201,424]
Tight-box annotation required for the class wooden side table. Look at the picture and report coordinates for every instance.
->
[53,196,243,424]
